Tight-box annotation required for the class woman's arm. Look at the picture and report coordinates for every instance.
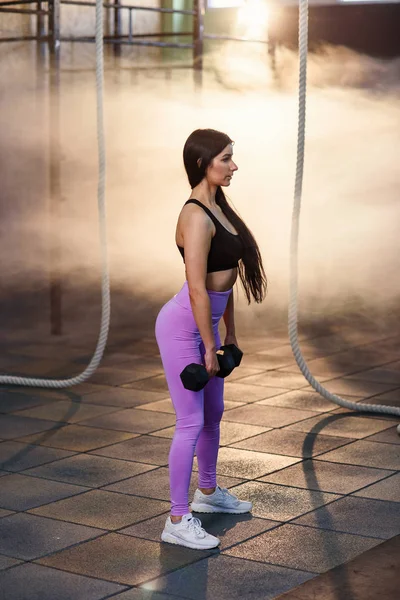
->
[223,291,235,338]
[223,291,238,346]
[181,206,219,375]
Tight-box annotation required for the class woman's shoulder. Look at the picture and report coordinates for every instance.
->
[178,200,215,231]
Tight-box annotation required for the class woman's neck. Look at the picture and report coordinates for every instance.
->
[190,180,218,208]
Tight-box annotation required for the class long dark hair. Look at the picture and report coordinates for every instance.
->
[183,128,267,304]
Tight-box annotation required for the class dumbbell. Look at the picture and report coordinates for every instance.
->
[180,344,243,392]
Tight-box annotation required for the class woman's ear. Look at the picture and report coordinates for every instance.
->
[197,158,202,169]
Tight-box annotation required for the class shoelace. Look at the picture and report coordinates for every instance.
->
[220,487,240,504]
[187,516,206,537]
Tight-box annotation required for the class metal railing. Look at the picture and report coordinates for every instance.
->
[0,0,208,69]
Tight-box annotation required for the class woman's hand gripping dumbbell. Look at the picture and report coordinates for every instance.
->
[180,344,243,391]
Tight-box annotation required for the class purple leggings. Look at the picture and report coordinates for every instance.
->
[155,281,231,516]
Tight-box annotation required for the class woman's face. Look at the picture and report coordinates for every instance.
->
[205,143,238,187]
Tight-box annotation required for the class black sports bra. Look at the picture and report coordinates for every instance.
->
[177,199,243,273]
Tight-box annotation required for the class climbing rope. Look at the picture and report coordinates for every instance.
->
[288,0,400,435]
[0,0,110,388]
[1,0,398,440]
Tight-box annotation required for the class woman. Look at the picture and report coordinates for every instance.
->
[155,128,267,550]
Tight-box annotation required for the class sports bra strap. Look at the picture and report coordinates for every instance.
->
[184,199,221,228]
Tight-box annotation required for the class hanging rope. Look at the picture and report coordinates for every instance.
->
[288,0,400,435]
[0,0,110,388]
[1,0,399,440]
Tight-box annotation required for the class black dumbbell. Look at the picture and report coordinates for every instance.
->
[220,344,243,373]
[180,344,243,392]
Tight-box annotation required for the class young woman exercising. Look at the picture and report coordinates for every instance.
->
[155,128,267,550]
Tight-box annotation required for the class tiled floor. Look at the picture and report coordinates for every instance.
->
[0,326,399,599]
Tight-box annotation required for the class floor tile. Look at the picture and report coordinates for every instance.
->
[345,369,400,385]
[14,401,121,424]
[258,342,327,358]
[86,367,155,386]
[193,447,299,480]
[224,523,381,573]
[123,375,169,394]
[37,532,213,586]
[110,589,180,600]
[0,415,62,440]
[81,408,175,434]
[289,334,358,353]
[365,426,400,445]
[4,384,108,404]
[223,400,247,411]
[30,489,169,529]
[0,440,75,472]
[324,348,398,368]
[147,427,175,440]
[100,356,163,375]
[6,345,87,361]
[90,436,171,466]
[0,358,75,378]
[141,554,314,600]
[223,382,289,403]
[149,418,266,447]
[275,533,400,600]
[19,424,139,452]
[223,404,318,428]
[0,562,126,599]
[0,392,55,414]
[236,371,317,389]
[380,359,400,371]
[24,454,156,487]
[0,513,104,560]
[230,429,354,458]
[256,390,359,413]
[368,388,400,402]
[294,496,400,539]
[241,349,294,372]
[81,388,169,408]
[220,421,272,446]
[0,354,37,371]
[239,336,289,353]
[136,399,174,414]
[241,354,296,370]
[260,460,395,494]
[352,473,400,502]
[356,393,400,409]
[224,481,339,521]
[99,351,159,368]
[318,439,400,470]
[278,359,371,378]
[104,467,244,502]
[284,412,394,439]
[0,554,22,571]
[308,378,398,398]
[123,512,278,551]
[0,473,89,511]
[225,366,267,382]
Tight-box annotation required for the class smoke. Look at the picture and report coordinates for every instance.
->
[1,41,400,346]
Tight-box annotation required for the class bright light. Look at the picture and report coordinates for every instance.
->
[237,0,269,39]
[207,0,243,6]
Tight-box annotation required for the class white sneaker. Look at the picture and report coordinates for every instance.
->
[161,513,220,550]
[191,485,252,514]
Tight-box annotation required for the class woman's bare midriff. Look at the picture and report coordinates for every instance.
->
[183,268,238,292]
[205,268,238,292]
